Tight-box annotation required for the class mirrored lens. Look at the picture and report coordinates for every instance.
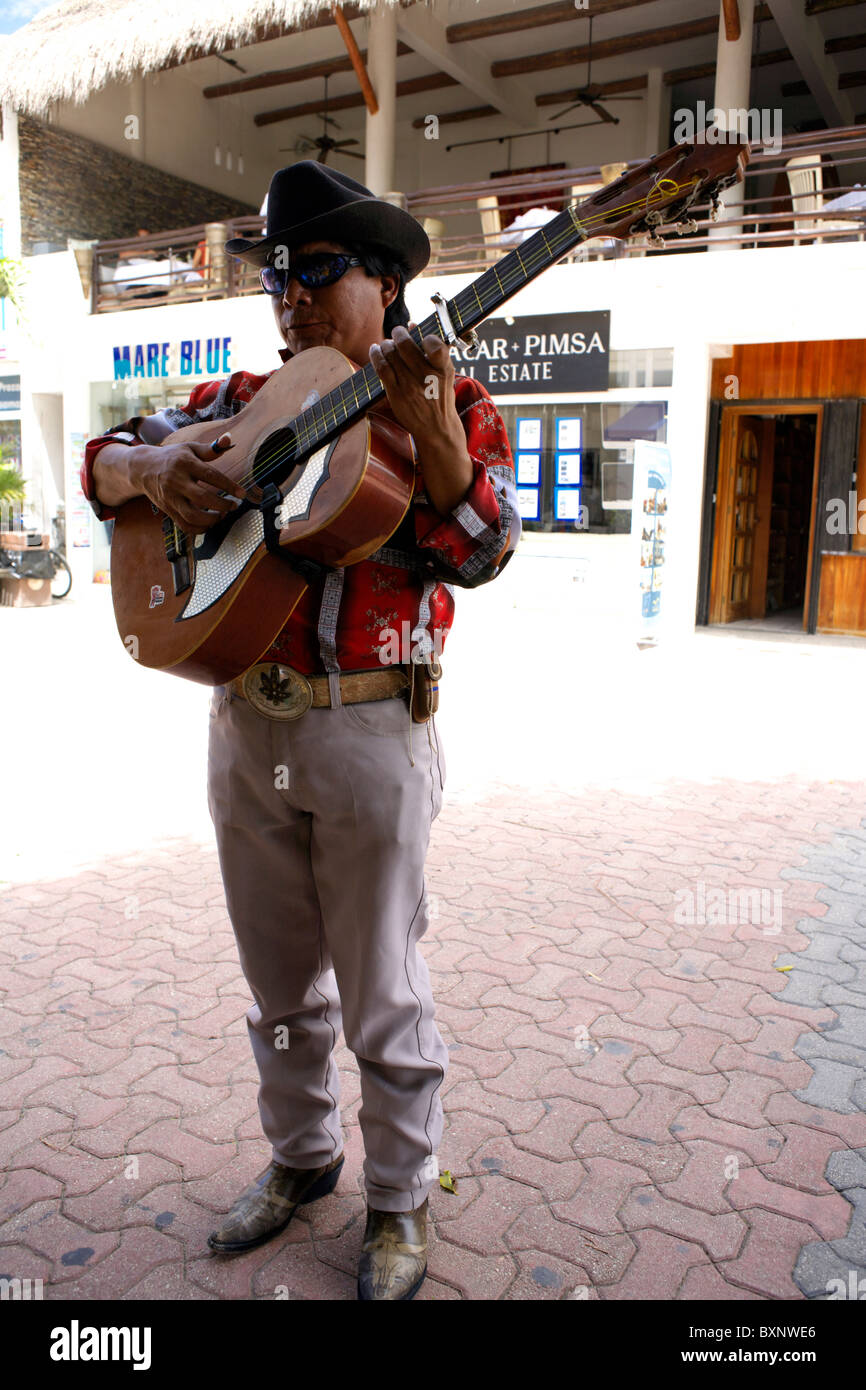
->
[294,254,348,287]
[261,264,288,295]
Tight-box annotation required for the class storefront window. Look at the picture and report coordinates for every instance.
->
[495,399,668,534]
[609,348,673,389]
[90,379,192,435]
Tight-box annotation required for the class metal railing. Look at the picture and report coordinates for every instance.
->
[88,125,866,311]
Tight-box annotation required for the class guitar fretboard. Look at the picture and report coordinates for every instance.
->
[278,202,588,469]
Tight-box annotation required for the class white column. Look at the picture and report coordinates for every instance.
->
[644,68,669,158]
[709,0,756,243]
[364,3,397,197]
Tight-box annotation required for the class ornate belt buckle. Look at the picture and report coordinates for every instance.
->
[242,662,313,720]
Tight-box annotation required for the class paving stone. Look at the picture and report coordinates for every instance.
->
[596,1228,707,1299]
[793,1055,863,1114]
[825,1148,866,1193]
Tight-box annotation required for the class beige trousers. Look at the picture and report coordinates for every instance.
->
[206,684,449,1212]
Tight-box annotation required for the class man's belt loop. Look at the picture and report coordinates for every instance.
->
[328,671,342,709]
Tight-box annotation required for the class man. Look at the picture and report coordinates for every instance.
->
[81,162,519,1300]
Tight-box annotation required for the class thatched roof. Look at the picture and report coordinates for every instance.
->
[0,0,398,115]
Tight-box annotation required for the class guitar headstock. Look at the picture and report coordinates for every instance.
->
[573,132,750,244]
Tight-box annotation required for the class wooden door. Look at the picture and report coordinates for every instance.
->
[711,413,775,623]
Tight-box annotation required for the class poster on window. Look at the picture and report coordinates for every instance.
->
[517,488,541,521]
[632,440,671,640]
[556,453,581,486]
[516,417,542,451]
[516,452,540,485]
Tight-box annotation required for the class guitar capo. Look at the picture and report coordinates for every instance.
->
[431,292,482,360]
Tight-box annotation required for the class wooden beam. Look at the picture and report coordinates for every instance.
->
[332,4,378,116]
[411,104,497,128]
[781,79,810,95]
[202,43,411,99]
[722,0,742,41]
[840,69,866,87]
[825,32,866,54]
[664,46,792,86]
[255,70,456,127]
[806,0,866,13]
[490,7,772,79]
[445,0,660,46]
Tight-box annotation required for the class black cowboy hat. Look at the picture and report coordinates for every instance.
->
[224,161,430,280]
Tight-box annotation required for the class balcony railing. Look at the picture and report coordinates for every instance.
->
[89,126,866,312]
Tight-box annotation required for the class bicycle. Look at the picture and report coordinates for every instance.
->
[50,512,72,600]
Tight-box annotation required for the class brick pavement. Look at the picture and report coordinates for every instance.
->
[2,775,866,1300]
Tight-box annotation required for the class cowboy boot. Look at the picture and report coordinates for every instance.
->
[357,1198,428,1300]
[208,1154,344,1253]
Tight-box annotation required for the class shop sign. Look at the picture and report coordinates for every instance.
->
[452,312,609,394]
[0,374,21,412]
[112,338,232,380]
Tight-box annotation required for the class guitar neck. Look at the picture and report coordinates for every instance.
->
[290,202,588,460]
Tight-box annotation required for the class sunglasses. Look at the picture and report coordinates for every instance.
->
[260,253,363,295]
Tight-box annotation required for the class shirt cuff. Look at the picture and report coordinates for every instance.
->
[415,453,503,555]
[80,426,139,522]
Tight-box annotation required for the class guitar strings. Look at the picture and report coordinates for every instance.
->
[162,174,701,553]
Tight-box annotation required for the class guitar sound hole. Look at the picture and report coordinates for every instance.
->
[251,427,300,490]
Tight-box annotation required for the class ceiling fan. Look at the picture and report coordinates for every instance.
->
[281,74,364,164]
[548,16,646,125]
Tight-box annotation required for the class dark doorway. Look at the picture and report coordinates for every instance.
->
[765,413,817,620]
[706,407,820,629]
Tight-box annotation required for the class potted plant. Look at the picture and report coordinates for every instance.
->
[0,256,27,322]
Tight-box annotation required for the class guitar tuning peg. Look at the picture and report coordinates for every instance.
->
[710,197,723,222]
[675,219,699,236]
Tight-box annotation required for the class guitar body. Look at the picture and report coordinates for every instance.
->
[110,346,416,685]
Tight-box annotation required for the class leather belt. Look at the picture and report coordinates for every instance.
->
[227,661,410,721]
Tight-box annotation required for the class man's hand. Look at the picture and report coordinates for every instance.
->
[369,323,474,515]
[92,432,249,528]
[122,433,250,531]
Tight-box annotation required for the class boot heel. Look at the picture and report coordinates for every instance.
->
[300,1156,344,1205]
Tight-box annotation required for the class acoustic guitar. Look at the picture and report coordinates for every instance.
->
[110,133,749,684]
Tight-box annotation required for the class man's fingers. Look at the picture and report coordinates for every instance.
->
[390,325,432,381]
[185,484,237,515]
[174,499,226,529]
[188,434,233,462]
[176,452,247,502]
[188,462,247,498]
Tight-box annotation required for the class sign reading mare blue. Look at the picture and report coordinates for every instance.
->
[112,338,232,380]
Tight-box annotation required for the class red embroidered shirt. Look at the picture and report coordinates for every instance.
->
[81,357,519,675]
